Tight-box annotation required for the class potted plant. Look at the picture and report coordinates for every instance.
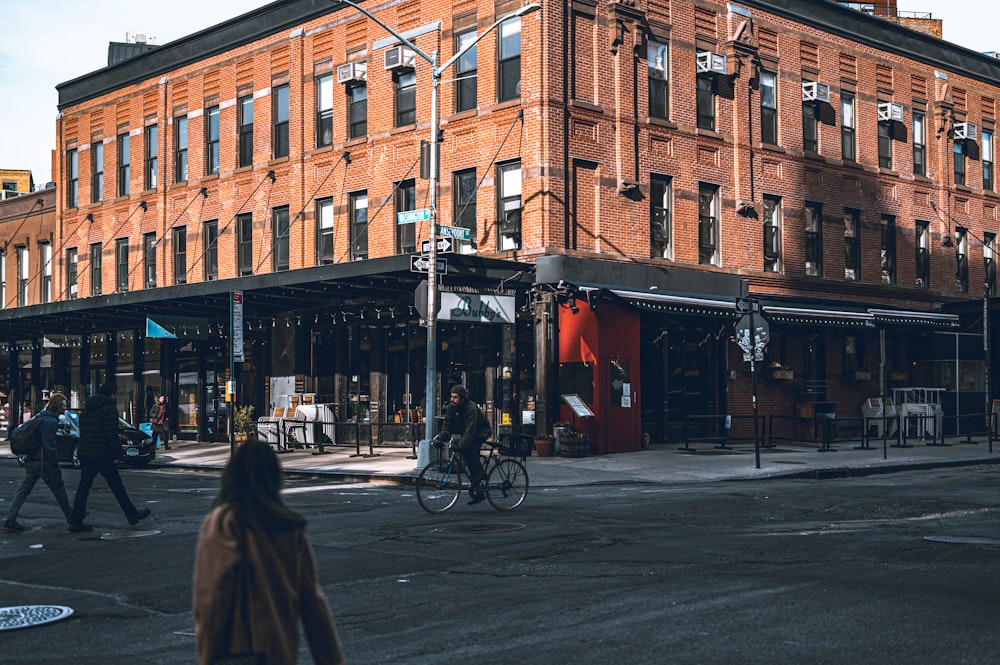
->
[533,433,555,457]
[232,404,255,443]
[558,429,589,457]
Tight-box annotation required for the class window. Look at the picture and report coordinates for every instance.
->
[143,232,156,288]
[173,227,187,285]
[841,92,855,161]
[698,183,719,266]
[760,70,777,144]
[881,214,896,284]
[763,195,782,272]
[117,133,130,197]
[237,213,253,275]
[144,124,158,190]
[40,242,51,303]
[16,246,28,306]
[986,232,996,296]
[348,82,367,140]
[955,227,969,293]
[915,220,930,288]
[203,220,219,281]
[954,140,966,186]
[91,141,104,203]
[90,243,102,296]
[844,208,860,281]
[803,96,818,153]
[316,75,333,147]
[174,116,188,183]
[115,238,128,293]
[350,192,368,260]
[273,84,289,158]
[455,29,478,113]
[498,162,522,251]
[804,202,823,277]
[878,120,892,169]
[395,69,417,127]
[66,248,78,300]
[984,130,994,191]
[67,149,78,208]
[498,16,523,102]
[316,198,334,264]
[648,39,669,121]
[395,180,417,255]
[844,335,866,372]
[454,169,477,253]
[650,174,672,259]
[913,111,926,176]
[696,71,715,130]
[205,106,220,175]
[238,96,254,168]
[272,206,289,271]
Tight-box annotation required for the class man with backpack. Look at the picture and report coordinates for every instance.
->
[4,393,74,533]
[438,384,492,505]
[68,382,151,532]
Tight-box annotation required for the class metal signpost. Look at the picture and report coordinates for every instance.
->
[736,279,768,468]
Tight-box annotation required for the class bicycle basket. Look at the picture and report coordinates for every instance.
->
[498,433,533,458]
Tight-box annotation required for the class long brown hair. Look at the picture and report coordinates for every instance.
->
[214,439,306,531]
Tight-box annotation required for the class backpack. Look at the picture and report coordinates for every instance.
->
[9,415,44,457]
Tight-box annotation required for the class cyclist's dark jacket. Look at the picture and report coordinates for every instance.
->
[440,399,490,450]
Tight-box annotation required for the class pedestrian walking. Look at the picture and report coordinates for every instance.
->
[193,438,346,665]
[149,393,171,450]
[4,393,74,533]
[68,382,151,532]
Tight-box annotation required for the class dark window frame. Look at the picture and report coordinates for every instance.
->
[498,161,522,250]
[117,133,130,197]
[143,232,156,289]
[115,237,129,293]
[144,124,158,190]
[39,242,51,303]
[956,227,969,293]
[881,215,897,285]
[453,170,477,251]
[172,227,187,285]
[804,202,823,277]
[844,208,861,281]
[763,195,782,273]
[272,84,289,159]
[237,213,253,276]
[984,129,994,191]
[394,68,417,127]
[455,29,478,113]
[986,232,996,296]
[698,183,719,266]
[66,247,78,300]
[91,140,104,203]
[841,92,856,161]
[395,180,417,255]
[913,111,926,177]
[272,206,290,271]
[238,95,254,168]
[90,242,102,296]
[878,120,893,169]
[316,74,333,148]
[347,82,367,140]
[16,246,27,306]
[316,198,334,265]
[696,74,715,131]
[350,192,368,260]
[205,106,220,175]
[648,39,669,121]
[803,101,819,153]
[954,140,966,186]
[497,16,522,102]
[650,174,672,259]
[760,70,777,145]
[915,220,930,288]
[67,149,78,208]
[174,115,188,183]
[203,219,219,281]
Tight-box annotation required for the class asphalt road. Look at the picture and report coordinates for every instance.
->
[1,461,998,664]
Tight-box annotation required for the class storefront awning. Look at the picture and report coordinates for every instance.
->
[761,306,875,328]
[869,308,960,329]
[582,287,737,319]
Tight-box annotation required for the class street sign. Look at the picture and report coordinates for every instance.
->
[397,208,431,224]
[231,291,244,363]
[437,224,471,240]
[410,254,448,274]
[735,314,770,362]
[421,237,453,254]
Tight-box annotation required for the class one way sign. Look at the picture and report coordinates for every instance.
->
[410,254,448,274]
[420,237,453,254]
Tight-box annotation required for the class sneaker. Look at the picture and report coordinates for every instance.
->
[467,495,485,505]
[68,523,94,533]
[128,507,152,526]
[3,521,25,533]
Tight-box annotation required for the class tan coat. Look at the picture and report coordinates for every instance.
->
[193,505,346,665]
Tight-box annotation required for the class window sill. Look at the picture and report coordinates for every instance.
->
[954,184,973,193]
[345,137,367,147]
[803,151,825,163]
[390,124,417,135]
[141,188,157,195]
[234,165,254,175]
[840,158,864,170]
[493,98,523,113]
[757,142,785,154]
[570,99,604,114]
[695,128,724,141]
[446,109,479,123]
[877,167,899,177]
[646,117,677,130]
[114,195,131,203]
[913,174,934,184]
[267,156,289,167]
[985,189,1000,200]
[197,174,220,185]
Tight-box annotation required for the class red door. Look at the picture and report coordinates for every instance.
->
[604,356,640,453]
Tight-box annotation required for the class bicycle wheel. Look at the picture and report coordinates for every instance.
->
[416,459,463,513]
[485,458,528,511]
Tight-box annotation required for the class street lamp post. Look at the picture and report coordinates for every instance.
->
[335,1,541,466]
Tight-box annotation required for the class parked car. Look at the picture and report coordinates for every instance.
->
[55,411,157,468]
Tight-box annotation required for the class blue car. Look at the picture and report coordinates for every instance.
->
[54,411,157,468]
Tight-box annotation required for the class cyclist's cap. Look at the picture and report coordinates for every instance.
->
[450,385,467,400]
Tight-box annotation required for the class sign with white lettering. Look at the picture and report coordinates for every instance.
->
[438,291,516,324]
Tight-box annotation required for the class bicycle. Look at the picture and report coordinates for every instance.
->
[416,433,531,513]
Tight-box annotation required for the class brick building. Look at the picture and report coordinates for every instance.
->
[1,0,997,449]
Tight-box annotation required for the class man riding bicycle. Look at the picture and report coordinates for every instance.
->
[438,384,491,504]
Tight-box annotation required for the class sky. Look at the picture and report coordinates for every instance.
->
[0,1,997,188]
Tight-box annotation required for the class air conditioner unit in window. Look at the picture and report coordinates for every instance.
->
[499,210,521,234]
[696,51,727,75]
[954,121,978,141]
[801,81,831,103]
[877,102,904,122]
[384,46,416,70]
[337,61,366,84]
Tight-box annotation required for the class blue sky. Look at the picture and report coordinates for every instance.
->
[0,1,996,187]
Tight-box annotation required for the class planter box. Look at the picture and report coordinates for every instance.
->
[558,433,589,457]
[534,438,555,457]
[771,369,794,380]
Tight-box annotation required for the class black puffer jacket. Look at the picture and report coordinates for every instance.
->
[77,393,121,460]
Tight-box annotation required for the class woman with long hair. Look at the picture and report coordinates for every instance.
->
[193,439,346,664]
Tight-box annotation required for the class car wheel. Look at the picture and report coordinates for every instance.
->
[72,445,81,469]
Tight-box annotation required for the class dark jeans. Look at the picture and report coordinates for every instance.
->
[70,456,139,524]
[460,440,486,491]
[7,456,73,523]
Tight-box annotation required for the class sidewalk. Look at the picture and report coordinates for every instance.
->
[150,435,1000,487]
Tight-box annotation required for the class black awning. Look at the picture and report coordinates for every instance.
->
[762,305,875,328]
[582,287,737,319]
[869,308,960,329]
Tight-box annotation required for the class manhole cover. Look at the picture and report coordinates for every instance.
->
[100,529,162,540]
[924,535,1000,546]
[433,523,526,534]
[0,605,74,631]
